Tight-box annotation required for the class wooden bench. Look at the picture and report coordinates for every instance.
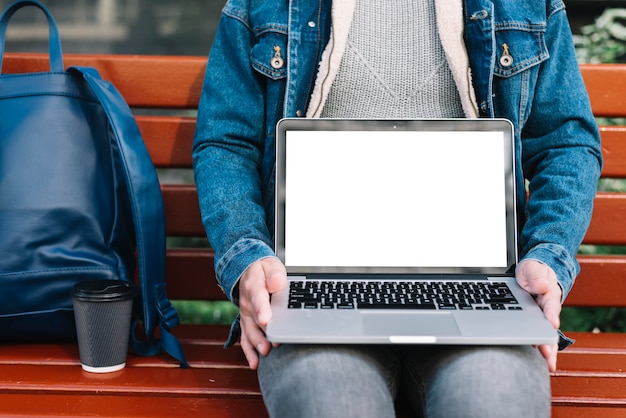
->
[0,53,625,417]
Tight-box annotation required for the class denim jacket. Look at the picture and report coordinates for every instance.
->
[192,0,602,345]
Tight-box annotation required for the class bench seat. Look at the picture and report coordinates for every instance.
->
[2,329,626,417]
[0,325,266,418]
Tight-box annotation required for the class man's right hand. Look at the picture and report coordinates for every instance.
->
[237,257,287,370]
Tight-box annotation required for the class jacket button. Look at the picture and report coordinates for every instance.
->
[500,55,513,67]
[271,56,284,69]
[271,45,284,69]
[500,43,513,67]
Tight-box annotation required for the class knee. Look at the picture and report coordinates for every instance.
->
[424,346,550,418]
[258,345,397,418]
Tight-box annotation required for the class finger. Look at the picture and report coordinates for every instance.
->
[517,261,551,294]
[537,294,561,330]
[263,257,288,294]
[240,328,260,370]
[240,315,271,370]
[539,343,558,372]
[248,287,272,328]
[256,263,287,326]
[241,314,271,355]
[239,268,273,327]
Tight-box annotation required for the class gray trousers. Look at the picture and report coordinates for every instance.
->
[258,344,550,418]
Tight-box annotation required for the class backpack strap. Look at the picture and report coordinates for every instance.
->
[69,66,189,368]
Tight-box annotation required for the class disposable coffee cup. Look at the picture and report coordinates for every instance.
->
[72,279,137,373]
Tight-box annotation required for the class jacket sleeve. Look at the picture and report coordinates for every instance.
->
[192,6,276,303]
[518,6,602,300]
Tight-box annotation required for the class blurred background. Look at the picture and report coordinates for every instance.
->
[2,0,626,331]
[0,0,224,55]
[1,0,624,59]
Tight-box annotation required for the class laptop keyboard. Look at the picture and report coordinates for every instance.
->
[287,280,522,311]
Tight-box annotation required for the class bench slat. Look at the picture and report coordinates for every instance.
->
[163,251,626,306]
[562,332,626,349]
[3,368,624,417]
[581,192,626,246]
[162,185,204,236]
[5,330,625,374]
[557,353,626,373]
[165,249,223,300]
[581,64,626,118]
[552,406,626,418]
[0,395,617,418]
[0,325,228,359]
[0,363,260,395]
[0,394,267,418]
[138,116,195,168]
[163,250,626,306]
[566,256,626,307]
[0,342,245,368]
[2,53,207,109]
[0,344,245,370]
[600,126,626,178]
[161,190,626,246]
[551,375,626,405]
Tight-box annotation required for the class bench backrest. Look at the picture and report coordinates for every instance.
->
[571,64,626,308]
[3,54,625,308]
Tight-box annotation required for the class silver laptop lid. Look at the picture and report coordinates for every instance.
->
[275,118,517,276]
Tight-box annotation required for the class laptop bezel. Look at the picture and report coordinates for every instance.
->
[275,118,518,276]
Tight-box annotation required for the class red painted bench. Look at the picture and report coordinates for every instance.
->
[0,53,625,417]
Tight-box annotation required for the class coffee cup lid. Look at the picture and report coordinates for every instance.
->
[73,279,137,302]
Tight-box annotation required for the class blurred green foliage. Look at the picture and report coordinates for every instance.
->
[172,300,239,325]
[562,307,626,333]
[574,8,626,63]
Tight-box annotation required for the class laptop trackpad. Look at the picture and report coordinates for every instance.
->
[362,312,460,342]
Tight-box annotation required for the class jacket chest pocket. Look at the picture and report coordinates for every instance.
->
[250,32,288,81]
[494,23,548,78]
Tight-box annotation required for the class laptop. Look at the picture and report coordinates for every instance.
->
[266,118,557,346]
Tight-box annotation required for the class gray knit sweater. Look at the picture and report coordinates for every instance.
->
[320,0,464,119]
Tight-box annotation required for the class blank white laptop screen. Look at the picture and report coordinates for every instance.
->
[276,119,517,274]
